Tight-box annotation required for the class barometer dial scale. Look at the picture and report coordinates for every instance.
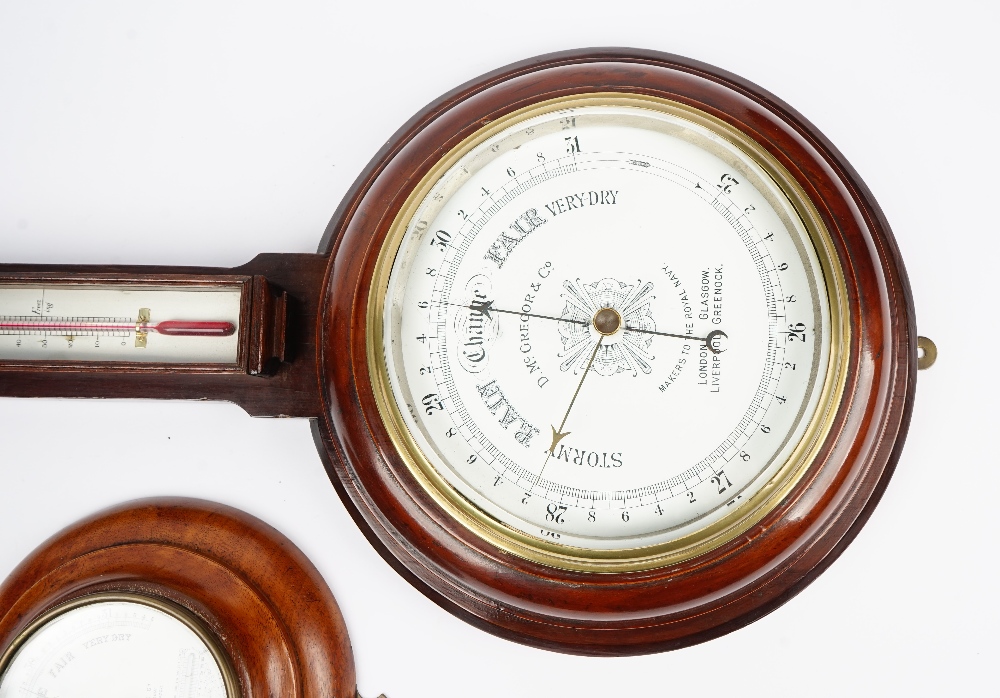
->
[0,49,933,655]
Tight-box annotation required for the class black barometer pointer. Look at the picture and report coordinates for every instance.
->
[454,299,728,353]
[451,299,586,327]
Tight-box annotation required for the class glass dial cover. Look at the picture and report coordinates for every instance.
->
[0,598,229,698]
[377,100,839,566]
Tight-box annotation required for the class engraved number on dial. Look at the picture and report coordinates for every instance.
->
[383,104,830,553]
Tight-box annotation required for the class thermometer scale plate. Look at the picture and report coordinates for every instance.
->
[0,283,242,364]
[0,273,286,375]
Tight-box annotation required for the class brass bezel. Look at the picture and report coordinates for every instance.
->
[0,592,241,697]
[367,93,850,573]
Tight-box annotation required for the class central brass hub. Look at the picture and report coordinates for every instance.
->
[593,307,622,336]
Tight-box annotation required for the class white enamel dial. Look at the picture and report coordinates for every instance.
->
[0,600,229,698]
[381,102,834,556]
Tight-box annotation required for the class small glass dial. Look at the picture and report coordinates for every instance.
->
[0,599,229,698]
[378,99,838,562]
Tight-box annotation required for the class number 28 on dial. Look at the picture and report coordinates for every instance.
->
[372,97,844,570]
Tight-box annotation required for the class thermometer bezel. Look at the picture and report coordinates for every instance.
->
[0,274,256,373]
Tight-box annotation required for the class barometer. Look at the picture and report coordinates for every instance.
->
[0,49,934,654]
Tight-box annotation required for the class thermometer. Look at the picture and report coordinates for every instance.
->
[0,284,241,363]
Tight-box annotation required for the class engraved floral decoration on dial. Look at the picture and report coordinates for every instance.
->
[557,278,657,376]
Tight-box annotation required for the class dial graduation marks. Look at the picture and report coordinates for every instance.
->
[382,102,831,552]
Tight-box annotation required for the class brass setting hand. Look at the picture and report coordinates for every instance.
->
[534,336,604,489]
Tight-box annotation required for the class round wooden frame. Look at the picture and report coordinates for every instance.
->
[315,48,917,655]
[0,499,357,697]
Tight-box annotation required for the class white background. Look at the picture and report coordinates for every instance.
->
[0,3,996,696]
